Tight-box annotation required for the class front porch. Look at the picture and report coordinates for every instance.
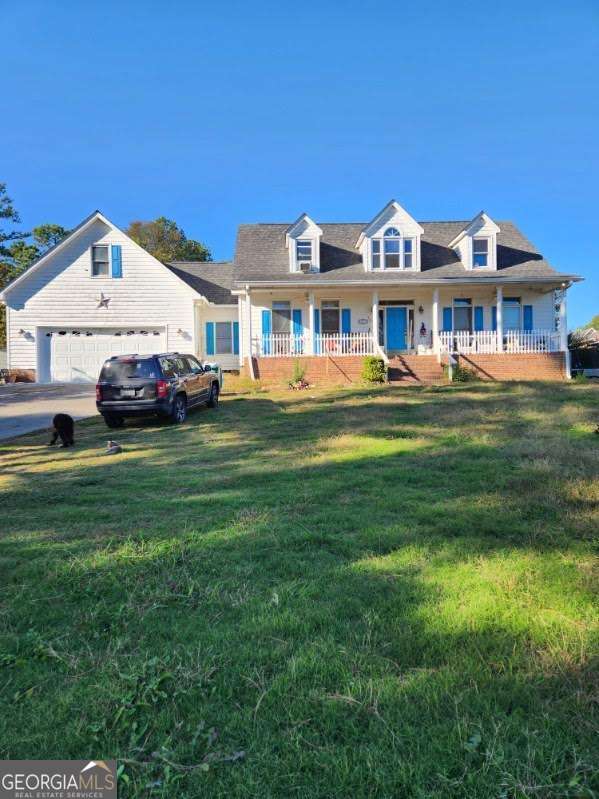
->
[239,285,569,383]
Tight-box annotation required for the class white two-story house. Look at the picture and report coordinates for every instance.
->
[0,200,581,384]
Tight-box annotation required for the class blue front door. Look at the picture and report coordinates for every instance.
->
[386,307,407,350]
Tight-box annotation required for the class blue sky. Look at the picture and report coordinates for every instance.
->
[3,0,598,326]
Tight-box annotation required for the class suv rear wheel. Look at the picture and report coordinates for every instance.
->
[207,382,219,408]
[171,394,187,424]
[104,413,125,429]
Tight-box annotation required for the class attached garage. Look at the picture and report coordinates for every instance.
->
[38,327,166,383]
[1,211,237,383]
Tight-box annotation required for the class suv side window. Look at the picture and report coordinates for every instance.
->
[186,356,204,374]
[174,356,189,375]
[159,357,178,378]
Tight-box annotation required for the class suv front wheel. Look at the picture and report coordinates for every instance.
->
[171,394,187,424]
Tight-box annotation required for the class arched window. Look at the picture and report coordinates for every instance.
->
[383,227,401,269]
[371,227,414,270]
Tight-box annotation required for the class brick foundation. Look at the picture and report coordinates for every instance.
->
[453,353,566,381]
[243,353,568,386]
[244,356,366,386]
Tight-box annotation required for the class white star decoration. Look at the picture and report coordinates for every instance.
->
[96,292,111,309]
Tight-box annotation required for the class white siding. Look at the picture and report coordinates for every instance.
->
[5,219,198,375]
[197,305,240,370]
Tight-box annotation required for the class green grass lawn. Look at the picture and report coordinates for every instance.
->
[0,382,597,798]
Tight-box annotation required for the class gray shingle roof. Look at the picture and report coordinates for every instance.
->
[233,221,579,286]
[165,261,235,304]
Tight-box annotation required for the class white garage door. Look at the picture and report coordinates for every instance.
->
[45,328,166,383]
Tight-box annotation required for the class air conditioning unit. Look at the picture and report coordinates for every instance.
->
[298,261,312,273]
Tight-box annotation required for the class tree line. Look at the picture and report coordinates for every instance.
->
[0,182,212,347]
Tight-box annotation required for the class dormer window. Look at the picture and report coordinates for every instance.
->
[357,200,424,272]
[473,238,489,267]
[286,213,322,273]
[296,240,312,266]
[449,212,499,271]
[371,227,415,270]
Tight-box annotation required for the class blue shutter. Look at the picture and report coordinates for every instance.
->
[314,308,321,354]
[292,309,303,354]
[474,306,484,332]
[492,306,497,332]
[292,308,303,335]
[442,307,452,332]
[523,305,533,331]
[233,321,239,355]
[111,244,122,278]
[341,308,351,334]
[205,322,215,356]
[261,309,272,355]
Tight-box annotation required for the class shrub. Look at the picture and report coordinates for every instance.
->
[444,362,477,383]
[362,356,386,383]
[291,360,306,384]
[289,360,309,390]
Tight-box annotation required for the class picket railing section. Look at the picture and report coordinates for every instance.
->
[504,330,561,353]
[256,334,306,357]
[253,330,562,358]
[315,333,376,356]
[438,329,561,354]
[253,332,375,357]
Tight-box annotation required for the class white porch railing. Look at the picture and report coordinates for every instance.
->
[504,330,561,353]
[438,329,562,355]
[315,332,376,356]
[255,333,307,357]
[253,332,376,357]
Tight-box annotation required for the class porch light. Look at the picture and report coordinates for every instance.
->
[418,305,424,314]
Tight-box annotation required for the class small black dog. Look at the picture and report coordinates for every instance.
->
[49,413,75,447]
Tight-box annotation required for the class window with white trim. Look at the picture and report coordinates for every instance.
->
[215,322,233,354]
[453,298,472,331]
[404,237,413,268]
[296,240,312,266]
[91,245,109,277]
[372,239,381,269]
[272,301,291,334]
[383,227,401,268]
[503,297,521,331]
[371,228,414,270]
[472,238,488,267]
[321,300,340,334]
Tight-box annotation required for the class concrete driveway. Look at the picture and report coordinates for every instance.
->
[0,383,97,441]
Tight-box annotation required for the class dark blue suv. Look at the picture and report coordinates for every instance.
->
[96,353,220,428]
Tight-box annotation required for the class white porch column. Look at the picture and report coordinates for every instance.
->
[496,286,503,352]
[372,291,379,352]
[246,289,255,379]
[559,289,568,351]
[237,295,243,366]
[308,291,315,355]
[559,287,571,378]
[432,288,439,354]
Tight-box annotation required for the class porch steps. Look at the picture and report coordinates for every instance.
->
[387,355,445,385]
